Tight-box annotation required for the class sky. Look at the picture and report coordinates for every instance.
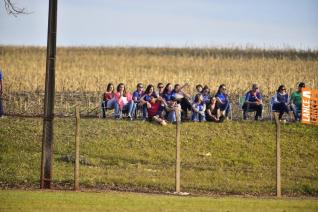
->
[0,0,317,49]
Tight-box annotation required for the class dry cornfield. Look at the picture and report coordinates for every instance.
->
[1,46,318,116]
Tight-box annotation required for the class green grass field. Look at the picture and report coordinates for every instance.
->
[0,117,318,196]
[1,190,317,212]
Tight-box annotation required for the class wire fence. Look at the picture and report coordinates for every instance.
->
[3,91,278,120]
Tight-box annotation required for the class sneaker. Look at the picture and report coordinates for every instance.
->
[160,120,167,126]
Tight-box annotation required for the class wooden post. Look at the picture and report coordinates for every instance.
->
[175,109,181,193]
[74,106,80,191]
[274,113,281,197]
[40,0,58,189]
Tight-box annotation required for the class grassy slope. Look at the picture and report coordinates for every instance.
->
[1,190,318,212]
[0,117,318,195]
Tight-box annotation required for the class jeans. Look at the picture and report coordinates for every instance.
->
[142,104,147,119]
[273,102,291,119]
[191,111,206,122]
[115,101,135,118]
[166,110,181,123]
[242,102,263,120]
[217,101,231,117]
[0,96,3,117]
[290,103,301,121]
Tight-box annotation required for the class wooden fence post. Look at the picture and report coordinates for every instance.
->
[175,109,181,193]
[274,113,281,197]
[74,106,80,191]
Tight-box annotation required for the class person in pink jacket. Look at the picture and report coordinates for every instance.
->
[113,83,135,120]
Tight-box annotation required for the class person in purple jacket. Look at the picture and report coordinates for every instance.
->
[272,85,293,120]
[242,84,263,120]
[132,83,146,119]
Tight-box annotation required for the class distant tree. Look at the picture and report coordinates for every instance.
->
[3,0,28,16]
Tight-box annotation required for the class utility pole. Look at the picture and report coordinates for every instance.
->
[40,0,58,189]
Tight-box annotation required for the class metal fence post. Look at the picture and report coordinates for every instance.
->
[274,113,281,197]
[175,109,181,193]
[74,106,80,191]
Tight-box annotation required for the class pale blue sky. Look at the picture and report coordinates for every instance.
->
[0,0,317,49]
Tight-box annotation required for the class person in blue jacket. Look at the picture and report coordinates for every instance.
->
[215,84,231,119]
[242,84,263,120]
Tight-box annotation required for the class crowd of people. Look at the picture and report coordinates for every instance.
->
[101,82,306,125]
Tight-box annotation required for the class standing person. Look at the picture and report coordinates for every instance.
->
[242,84,263,120]
[215,84,231,119]
[290,82,305,121]
[163,83,181,123]
[114,83,135,120]
[191,93,206,122]
[0,69,3,118]
[132,83,145,119]
[101,83,115,118]
[272,85,293,121]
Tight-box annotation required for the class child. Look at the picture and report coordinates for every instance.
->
[191,93,206,122]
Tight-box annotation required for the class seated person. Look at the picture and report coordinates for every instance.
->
[195,84,203,94]
[272,85,293,121]
[156,82,165,97]
[242,84,263,120]
[201,85,211,105]
[173,83,192,120]
[142,84,167,126]
[163,83,181,123]
[101,83,115,118]
[191,93,206,122]
[205,97,222,122]
[132,83,146,119]
[290,82,305,121]
[215,84,231,119]
[114,83,135,120]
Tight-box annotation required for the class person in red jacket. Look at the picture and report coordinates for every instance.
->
[141,84,167,126]
[114,83,135,120]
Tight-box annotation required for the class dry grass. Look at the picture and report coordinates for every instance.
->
[1,46,317,115]
[2,46,317,94]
